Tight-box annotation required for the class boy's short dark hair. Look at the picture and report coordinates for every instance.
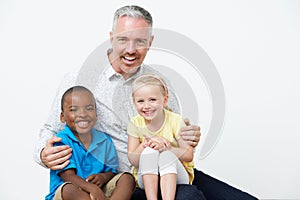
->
[61,86,95,111]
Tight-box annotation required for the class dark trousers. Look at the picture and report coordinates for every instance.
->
[131,169,258,200]
[193,169,258,200]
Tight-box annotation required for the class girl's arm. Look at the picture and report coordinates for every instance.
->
[127,135,148,168]
[169,137,194,162]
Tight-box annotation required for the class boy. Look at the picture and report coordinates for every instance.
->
[45,86,134,200]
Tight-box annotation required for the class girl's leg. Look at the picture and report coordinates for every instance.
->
[160,173,177,200]
[158,150,189,200]
[138,147,160,200]
[142,174,159,200]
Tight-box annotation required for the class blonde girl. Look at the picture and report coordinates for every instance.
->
[127,74,194,200]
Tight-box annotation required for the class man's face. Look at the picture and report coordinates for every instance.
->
[110,16,154,77]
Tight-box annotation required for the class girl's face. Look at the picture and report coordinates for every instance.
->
[133,84,168,122]
[60,90,97,135]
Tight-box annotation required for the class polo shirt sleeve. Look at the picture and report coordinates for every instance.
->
[53,135,77,175]
[103,135,119,173]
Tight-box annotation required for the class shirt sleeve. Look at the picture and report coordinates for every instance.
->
[127,118,139,138]
[54,142,77,175]
[33,71,78,167]
[53,134,77,174]
[103,136,119,173]
[174,115,186,140]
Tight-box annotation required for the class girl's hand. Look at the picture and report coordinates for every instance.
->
[144,135,170,152]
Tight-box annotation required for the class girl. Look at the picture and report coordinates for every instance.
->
[127,74,194,200]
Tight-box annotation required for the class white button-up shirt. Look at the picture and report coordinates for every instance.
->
[34,49,180,172]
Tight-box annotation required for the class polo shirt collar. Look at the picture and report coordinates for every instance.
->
[63,125,106,151]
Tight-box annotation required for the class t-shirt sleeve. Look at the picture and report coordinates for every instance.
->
[174,115,186,140]
[127,117,140,138]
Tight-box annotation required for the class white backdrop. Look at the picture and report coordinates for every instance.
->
[0,0,299,199]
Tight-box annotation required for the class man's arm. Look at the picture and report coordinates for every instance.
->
[40,136,72,170]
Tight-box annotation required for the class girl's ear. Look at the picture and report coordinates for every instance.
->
[60,112,65,123]
[163,95,169,108]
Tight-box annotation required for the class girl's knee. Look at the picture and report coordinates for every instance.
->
[159,150,177,162]
[142,146,159,155]
[159,151,178,175]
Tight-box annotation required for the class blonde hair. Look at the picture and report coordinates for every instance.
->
[132,74,168,99]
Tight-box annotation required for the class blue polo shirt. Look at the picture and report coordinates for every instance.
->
[45,125,119,200]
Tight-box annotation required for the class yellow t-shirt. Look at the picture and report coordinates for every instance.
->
[127,109,194,184]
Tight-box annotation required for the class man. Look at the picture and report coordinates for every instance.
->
[35,5,257,200]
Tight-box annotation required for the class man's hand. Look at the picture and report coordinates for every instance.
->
[180,118,201,147]
[41,136,72,170]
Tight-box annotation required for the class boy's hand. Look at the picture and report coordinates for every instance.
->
[86,174,106,188]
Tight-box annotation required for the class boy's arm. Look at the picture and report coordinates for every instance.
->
[59,169,105,198]
[86,171,115,188]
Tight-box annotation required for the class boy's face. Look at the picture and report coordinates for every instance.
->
[60,90,97,135]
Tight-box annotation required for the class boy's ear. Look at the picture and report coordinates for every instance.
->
[60,112,65,123]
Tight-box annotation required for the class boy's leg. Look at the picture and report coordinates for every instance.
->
[107,173,136,200]
[57,183,90,200]
[193,169,258,200]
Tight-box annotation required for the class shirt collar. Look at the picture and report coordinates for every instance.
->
[63,125,79,142]
[63,125,106,148]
